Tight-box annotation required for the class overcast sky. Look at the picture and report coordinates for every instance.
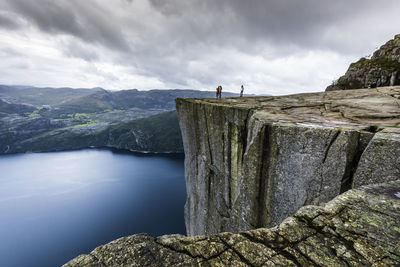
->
[0,0,399,95]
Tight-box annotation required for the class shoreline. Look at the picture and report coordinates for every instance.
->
[0,146,185,158]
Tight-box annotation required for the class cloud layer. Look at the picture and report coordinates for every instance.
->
[0,0,399,94]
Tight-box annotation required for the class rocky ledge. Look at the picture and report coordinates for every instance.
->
[176,87,400,236]
[326,34,400,91]
[64,180,400,266]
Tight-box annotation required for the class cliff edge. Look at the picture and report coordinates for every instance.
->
[176,87,400,236]
[64,180,400,266]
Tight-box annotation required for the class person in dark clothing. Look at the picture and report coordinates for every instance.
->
[368,81,377,88]
[240,85,244,97]
[216,87,219,98]
[218,86,222,98]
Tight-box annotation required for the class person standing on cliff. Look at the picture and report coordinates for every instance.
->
[216,86,219,98]
[240,85,244,97]
[218,86,222,98]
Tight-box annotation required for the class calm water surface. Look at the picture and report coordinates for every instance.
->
[0,149,186,267]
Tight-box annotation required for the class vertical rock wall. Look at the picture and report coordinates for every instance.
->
[176,89,400,236]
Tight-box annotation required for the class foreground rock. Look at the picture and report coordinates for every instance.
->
[64,180,400,266]
[326,34,400,91]
[176,87,400,236]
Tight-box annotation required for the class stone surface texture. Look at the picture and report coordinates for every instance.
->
[64,180,400,266]
[326,34,400,91]
[176,87,400,236]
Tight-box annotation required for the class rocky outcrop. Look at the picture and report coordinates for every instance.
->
[64,180,400,266]
[176,87,400,236]
[326,34,400,91]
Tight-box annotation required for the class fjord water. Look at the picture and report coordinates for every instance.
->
[0,149,186,267]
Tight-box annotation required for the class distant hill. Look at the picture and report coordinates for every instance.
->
[326,34,400,91]
[1,111,182,154]
[0,85,237,109]
[0,85,101,105]
[53,89,234,114]
[0,86,238,154]
[0,98,36,115]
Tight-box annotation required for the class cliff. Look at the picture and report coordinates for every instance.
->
[65,88,400,266]
[64,180,400,266]
[326,34,400,91]
[176,87,400,236]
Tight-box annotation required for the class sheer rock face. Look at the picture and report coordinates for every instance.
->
[326,34,400,91]
[176,87,400,236]
[64,180,400,266]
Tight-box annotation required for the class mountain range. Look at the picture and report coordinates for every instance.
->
[0,85,238,154]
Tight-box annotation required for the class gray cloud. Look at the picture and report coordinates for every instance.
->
[61,40,99,62]
[6,0,131,51]
[1,0,400,94]
[7,0,389,55]
[0,13,20,29]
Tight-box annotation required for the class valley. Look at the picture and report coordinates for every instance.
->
[0,85,237,154]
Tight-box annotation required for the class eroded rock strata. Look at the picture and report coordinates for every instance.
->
[64,180,400,266]
[176,87,400,236]
[326,34,400,91]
